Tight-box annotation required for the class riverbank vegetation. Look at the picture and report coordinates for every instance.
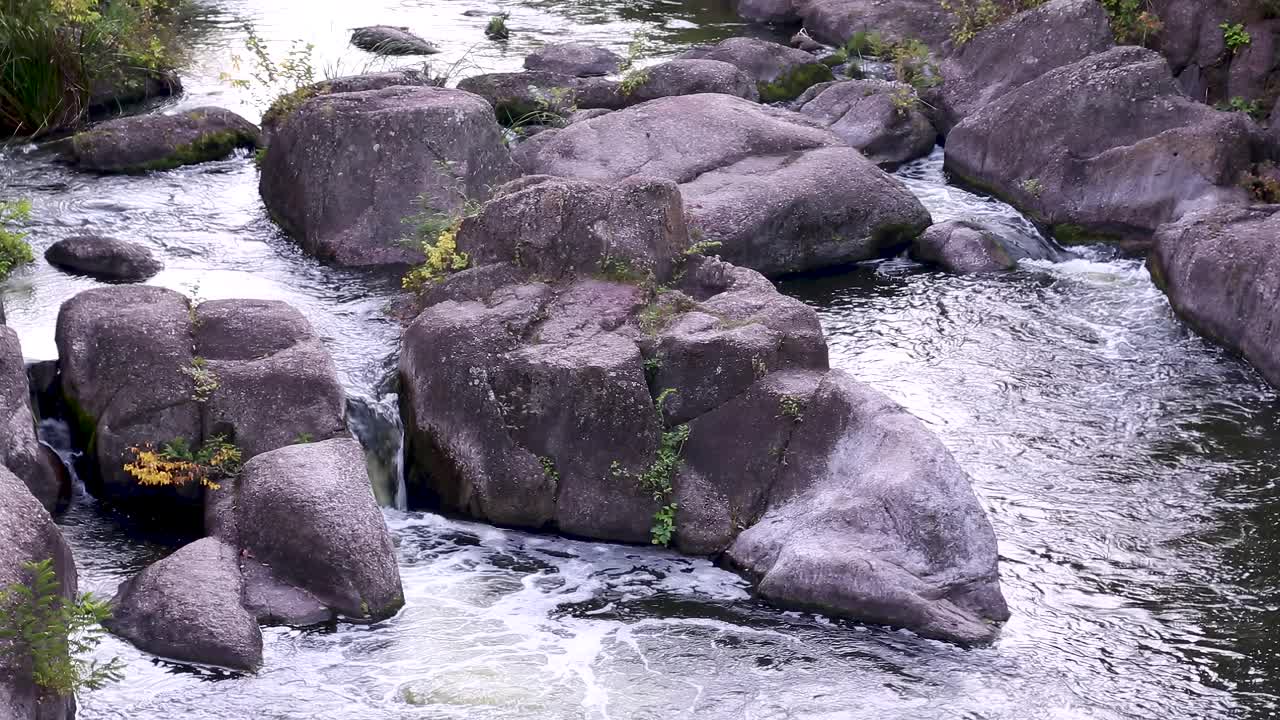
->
[0,0,190,139]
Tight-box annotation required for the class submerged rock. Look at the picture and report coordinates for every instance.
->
[66,107,260,173]
[514,93,930,277]
[214,438,404,621]
[399,177,1007,642]
[44,234,162,282]
[677,37,833,102]
[350,25,438,55]
[0,328,65,512]
[795,79,936,168]
[910,219,1065,273]
[259,85,518,266]
[107,537,263,671]
[1150,204,1280,389]
[945,47,1262,247]
[0,466,76,720]
[931,0,1114,133]
[524,42,622,76]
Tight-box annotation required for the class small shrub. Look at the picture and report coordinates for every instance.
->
[0,558,124,695]
[1241,163,1280,203]
[0,199,35,280]
[892,39,941,90]
[1098,0,1162,45]
[1222,22,1251,53]
[538,456,559,482]
[889,85,918,116]
[485,13,510,40]
[401,190,481,292]
[779,395,805,421]
[179,356,219,403]
[938,0,1048,44]
[618,68,650,96]
[684,239,723,256]
[1218,96,1266,119]
[123,434,242,490]
[1020,177,1044,197]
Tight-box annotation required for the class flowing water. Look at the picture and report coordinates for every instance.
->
[2,1,1279,718]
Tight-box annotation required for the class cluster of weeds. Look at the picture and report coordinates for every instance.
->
[1241,162,1280,203]
[0,199,35,280]
[485,13,510,40]
[618,31,651,97]
[1019,178,1045,198]
[612,388,690,546]
[1222,22,1251,52]
[1098,0,1163,45]
[1218,96,1266,120]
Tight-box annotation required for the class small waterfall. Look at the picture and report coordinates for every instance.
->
[345,393,407,510]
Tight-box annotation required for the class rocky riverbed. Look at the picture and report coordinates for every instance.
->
[2,0,1280,718]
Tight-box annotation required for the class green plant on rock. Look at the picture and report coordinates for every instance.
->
[889,85,918,116]
[0,199,35,280]
[684,239,722,257]
[180,356,219,402]
[1222,22,1251,53]
[1218,95,1266,119]
[938,0,1049,45]
[891,39,941,91]
[1019,177,1044,197]
[401,191,481,291]
[485,13,510,40]
[0,558,124,695]
[618,68,651,96]
[617,30,651,97]
[1098,0,1162,45]
[779,395,805,422]
[538,456,559,482]
[610,388,692,546]
[1240,162,1280,203]
[123,434,242,490]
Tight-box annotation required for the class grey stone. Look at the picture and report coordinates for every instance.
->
[350,26,438,56]
[910,218,1066,273]
[796,79,937,167]
[0,328,63,512]
[66,107,259,173]
[259,85,519,266]
[524,43,623,76]
[107,537,262,671]
[677,37,833,101]
[44,234,162,282]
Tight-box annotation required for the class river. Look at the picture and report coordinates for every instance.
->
[3,1,1278,718]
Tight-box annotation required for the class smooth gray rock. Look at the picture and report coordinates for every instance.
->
[796,79,936,167]
[910,218,1066,273]
[241,559,333,626]
[260,85,519,266]
[260,70,437,143]
[0,328,63,512]
[515,93,930,276]
[931,0,1115,133]
[457,71,624,121]
[44,234,162,282]
[67,107,259,173]
[945,47,1263,247]
[193,300,347,458]
[220,439,403,620]
[1150,204,1280,389]
[350,25,438,55]
[524,43,622,76]
[677,37,833,101]
[0,466,76,720]
[739,0,801,24]
[727,370,1010,644]
[107,538,263,671]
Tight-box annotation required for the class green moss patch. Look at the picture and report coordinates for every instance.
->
[758,63,834,103]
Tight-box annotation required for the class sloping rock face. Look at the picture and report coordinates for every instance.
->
[259,85,519,266]
[931,0,1114,133]
[945,47,1263,247]
[66,107,260,173]
[107,537,263,671]
[515,93,930,276]
[214,439,404,621]
[910,218,1067,273]
[44,235,162,283]
[795,79,936,167]
[0,466,76,720]
[55,287,347,521]
[1147,0,1277,104]
[1150,204,1280,389]
[524,43,622,76]
[399,176,1007,642]
[725,370,1008,644]
[0,328,64,512]
[350,26,438,55]
[259,70,436,144]
[676,37,833,101]
[622,60,761,105]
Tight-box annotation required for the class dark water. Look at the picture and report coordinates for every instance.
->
[2,1,1278,718]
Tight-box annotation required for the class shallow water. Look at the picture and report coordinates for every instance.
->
[3,2,1279,718]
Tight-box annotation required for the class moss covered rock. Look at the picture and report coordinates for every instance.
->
[677,36,833,102]
[66,106,259,173]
